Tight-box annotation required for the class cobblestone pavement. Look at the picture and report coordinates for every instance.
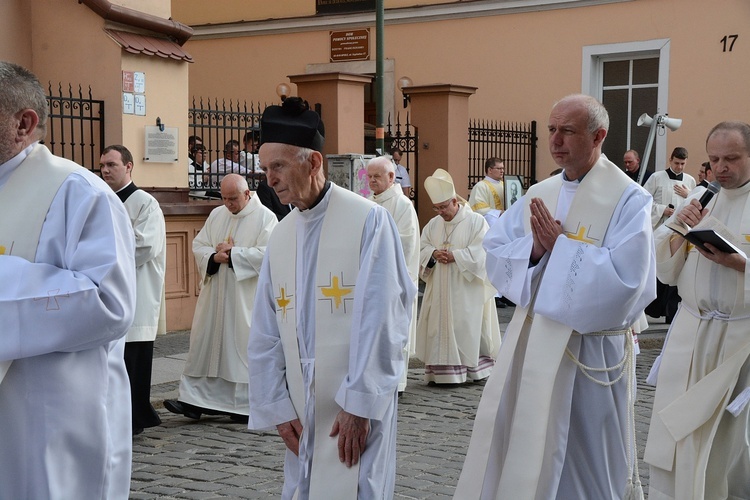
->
[132,308,667,499]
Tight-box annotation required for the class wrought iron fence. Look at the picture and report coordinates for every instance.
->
[43,83,105,172]
[385,112,418,207]
[188,98,268,195]
[468,120,537,190]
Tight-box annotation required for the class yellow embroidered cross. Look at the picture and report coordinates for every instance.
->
[275,287,293,319]
[566,226,596,244]
[0,242,13,255]
[320,275,353,310]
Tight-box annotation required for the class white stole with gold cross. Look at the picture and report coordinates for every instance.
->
[0,144,79,384]
[455,157,632,499]
[269,185,372,499]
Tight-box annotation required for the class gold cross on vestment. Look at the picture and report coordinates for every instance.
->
[565,226,596,245]
[34,289,70,311]
[320,275,353,310]
[275,286,293,320]
[0,242,14,256]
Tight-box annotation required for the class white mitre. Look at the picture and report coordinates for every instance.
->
[425,168,456,204]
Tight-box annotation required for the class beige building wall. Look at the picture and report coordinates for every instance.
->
[0,1,32,67]
[180,0,749,179]
[122,53,190,188]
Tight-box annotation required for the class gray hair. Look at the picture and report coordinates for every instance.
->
[0,62,48,137]
[294,146,314,164]
[368,155,396,175]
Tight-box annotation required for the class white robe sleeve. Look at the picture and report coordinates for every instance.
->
[419,219,438,280]
[231,212,277,282]
[653,217,689,285]
[247,254,298,430]
[334,207,417,420]
[0,172,135,360]
[133,195,165,268]
[469,182,491,215]
[392,203,420,283]
[193,211,218,282]
[483,196,549,308]
[452,215,489,283]
[644,174,667,227]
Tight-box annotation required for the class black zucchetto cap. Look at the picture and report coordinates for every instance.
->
[260,97,325,152]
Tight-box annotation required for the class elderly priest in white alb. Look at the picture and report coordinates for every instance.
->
[248,98,416,499]
[367,155,420,394]
[165,174,277,421]
[0,62,135,499]
[416,168,500,384]
[455,94,655,500]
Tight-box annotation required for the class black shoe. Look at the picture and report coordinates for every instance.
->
[163,400,202,420]
[229,413,249,424]
[494,297,506,308]
[133,427,144,436]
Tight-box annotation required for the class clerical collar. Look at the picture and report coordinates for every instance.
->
[301,180,331,211]
[115,181,139,203]
[483,176,501,184]
[666,168,683,181]
[562,170,585,183]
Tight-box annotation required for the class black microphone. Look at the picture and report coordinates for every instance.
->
[698,181,721,209]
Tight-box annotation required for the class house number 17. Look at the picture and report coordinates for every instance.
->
[721,34,738,52]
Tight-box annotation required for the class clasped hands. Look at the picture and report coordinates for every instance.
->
[530,197,562,264]
[432,249,455,264]
[214,237,234,264]
[276,410,370,468]
[673,199,746,272]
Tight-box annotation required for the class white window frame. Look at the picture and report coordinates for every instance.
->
[582,39,672,170]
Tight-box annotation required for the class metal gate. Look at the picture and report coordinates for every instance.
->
[43,83,105,173]
[468,119,537,190]
[385,112,418,209]
[188,98,266,190]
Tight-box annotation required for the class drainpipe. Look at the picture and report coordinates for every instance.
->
[79,0,193,45]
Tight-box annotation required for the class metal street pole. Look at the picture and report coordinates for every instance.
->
[375,0,385,154]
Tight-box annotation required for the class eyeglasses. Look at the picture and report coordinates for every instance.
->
[489,166,504,170]
[432,201,454,212]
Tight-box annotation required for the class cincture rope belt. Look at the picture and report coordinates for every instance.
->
[564,328,630,386]
[681,303,750,322]
[565,328,642,499]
